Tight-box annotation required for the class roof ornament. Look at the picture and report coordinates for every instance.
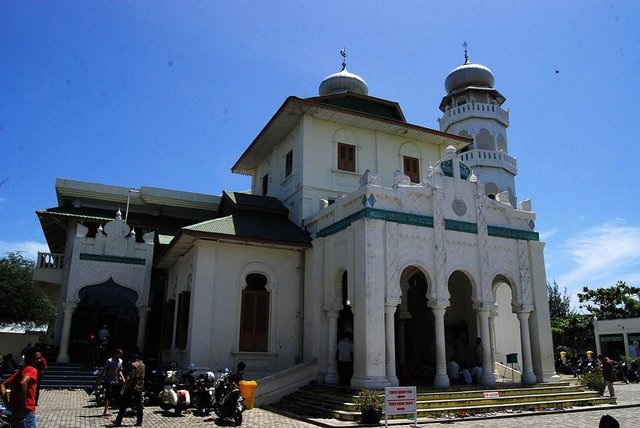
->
[463,41,469,64]
[340,48,347,71]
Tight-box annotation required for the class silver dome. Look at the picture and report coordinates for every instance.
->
[445,62,494,94]
[319,68,368,96]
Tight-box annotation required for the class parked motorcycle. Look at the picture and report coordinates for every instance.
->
[212,368,245,426]
[86,368,106,407]
[191,371,216,415]
[143,366,164,406]
[159,362,192,415]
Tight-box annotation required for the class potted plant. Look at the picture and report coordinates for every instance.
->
[354,389,384,425]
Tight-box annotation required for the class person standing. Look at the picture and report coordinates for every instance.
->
[1,348,38,428]
[102,349,125,416]
[112,354,145,427]
[598,355,616,398]
[34,352,47,406]
[336,334,353,385]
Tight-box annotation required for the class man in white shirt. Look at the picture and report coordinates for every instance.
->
[337,334,353,384]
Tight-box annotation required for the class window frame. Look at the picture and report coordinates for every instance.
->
[239,274,270,352]
[337,142,356,173]
[284,150,293,178]
[403,155,420,183]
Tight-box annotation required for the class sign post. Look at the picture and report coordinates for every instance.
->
[384,386,417,427]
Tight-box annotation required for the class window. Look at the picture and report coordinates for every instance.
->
[239,273,270,352]
[161,299,175,349]
[285,150,293,178]
[337,143,356,172]
[175,291,190,349]
[403,156,420,183]
[262,174,269,196]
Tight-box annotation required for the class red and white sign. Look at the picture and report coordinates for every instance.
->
[483,391,500,399]
[385,386,417,414]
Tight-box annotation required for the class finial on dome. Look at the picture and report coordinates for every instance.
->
[340,48,347,71]
[319,49,369,96]
[463,41,469,64]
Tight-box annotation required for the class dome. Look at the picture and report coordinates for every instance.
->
[444,61,494,94]
[319,67,368,96]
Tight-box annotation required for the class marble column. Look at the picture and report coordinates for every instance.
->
[325,310,340,384]
[385,304,399,386]
[56,303,77,363]
[432,307,449,387]
[478,308,495,385]
[136,306,151,352]
[517,311,537,384]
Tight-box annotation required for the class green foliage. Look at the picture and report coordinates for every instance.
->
[547,280,571,319]
[550,313,594,350]
[354,389,384,411]
[579,369,606,394]
[0,251,56,326]
[578,281,640,320]
[555,345,571,355]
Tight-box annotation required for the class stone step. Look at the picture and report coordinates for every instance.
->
[266,382,615,423]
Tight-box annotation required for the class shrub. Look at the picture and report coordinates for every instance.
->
[354,389,384,411]
[579,369,606,395]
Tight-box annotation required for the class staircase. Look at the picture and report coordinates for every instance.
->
[1,362,97,389]
[266,382,616,423]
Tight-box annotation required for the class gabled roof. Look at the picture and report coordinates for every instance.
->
[232,96,472,175]
[155,192,311,269]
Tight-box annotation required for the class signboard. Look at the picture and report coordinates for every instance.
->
[385,386,417,427]
[483,391,500,399]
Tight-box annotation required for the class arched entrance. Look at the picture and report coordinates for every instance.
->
[70,278,139,362]
[396,267,433,385]
[493,276,521,365]
[446,271,477,367]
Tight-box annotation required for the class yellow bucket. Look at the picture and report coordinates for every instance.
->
[239,380,257,409]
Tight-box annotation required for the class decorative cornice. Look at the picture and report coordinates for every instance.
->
[488,225,539,241]
[317,208,540,243]
[79,253,147,265]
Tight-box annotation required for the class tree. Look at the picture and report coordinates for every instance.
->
[0,251,56,326]
[547,280,571,319]
[577,281,640,320]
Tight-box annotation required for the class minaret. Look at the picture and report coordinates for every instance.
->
[438,44,517,207]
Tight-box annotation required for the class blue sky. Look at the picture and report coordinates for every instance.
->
[1,1,639,308]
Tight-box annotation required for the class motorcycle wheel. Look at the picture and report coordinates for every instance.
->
[233,411,243,426]
[175,406,181,416]
[160,402,172,411]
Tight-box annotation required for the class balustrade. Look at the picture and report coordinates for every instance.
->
[439,102,509,130]
[37,252,64,270]
[458,149,517,170]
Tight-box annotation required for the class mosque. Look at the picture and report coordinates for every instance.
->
[34,49,557,398]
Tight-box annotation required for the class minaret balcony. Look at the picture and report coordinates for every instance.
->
[439,102,509,131]
[457,149,517,175]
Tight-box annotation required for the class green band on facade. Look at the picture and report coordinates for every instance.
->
[317,208,539,242]
[79,253,146,265]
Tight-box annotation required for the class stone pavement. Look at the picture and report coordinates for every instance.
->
[31,381,640,427]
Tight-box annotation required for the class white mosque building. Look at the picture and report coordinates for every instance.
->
[34,50,557,401]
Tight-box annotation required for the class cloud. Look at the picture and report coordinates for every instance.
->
[557,221,640,290]
[0,240,49,261]
[539,228,558,241]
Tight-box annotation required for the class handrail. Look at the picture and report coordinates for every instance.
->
[36,252,64,270]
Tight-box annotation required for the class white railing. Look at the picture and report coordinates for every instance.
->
[439,102,509,130]
[36,252,64,270]
[458,148,517,169]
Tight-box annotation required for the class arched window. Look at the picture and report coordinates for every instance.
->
[239,273,270,352]
[476,128,496,150]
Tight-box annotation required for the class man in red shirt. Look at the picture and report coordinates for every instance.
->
[1,347,38,427]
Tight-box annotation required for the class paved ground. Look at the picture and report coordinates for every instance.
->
[29,381,640,427]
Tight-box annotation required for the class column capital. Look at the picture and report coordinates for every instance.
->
[384,304,398,315]
[137,306,151,315]
[62,302,77,312]
[325,309,340,319]
[517,310,532,319]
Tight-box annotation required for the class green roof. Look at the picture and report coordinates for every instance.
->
[184,213,310,246]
